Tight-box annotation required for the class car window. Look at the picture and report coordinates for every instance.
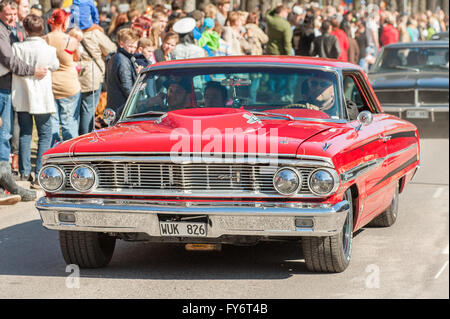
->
[374,47,449,72]
[123,67,344,121]
[343,74,371,120]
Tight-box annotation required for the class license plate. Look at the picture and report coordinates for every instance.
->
[159,222,207,237]
[406,110,429,119]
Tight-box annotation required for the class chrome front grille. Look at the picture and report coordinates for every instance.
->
[418,90,449,105]
[375,90,415,105]
[60,162,315,196]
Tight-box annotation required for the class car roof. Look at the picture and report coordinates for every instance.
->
[145,55,360,71]
[383,41,449,49]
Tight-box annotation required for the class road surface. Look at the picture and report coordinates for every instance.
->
[0,138,448,299]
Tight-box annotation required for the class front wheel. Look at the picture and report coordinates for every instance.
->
[59,231,116,268]
[302,189,353,273]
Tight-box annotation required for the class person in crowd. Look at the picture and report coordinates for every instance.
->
[172,17,206,60]
[213,21,232,56]
[42,0,62,35]
[105,28,140,118]
[309,20,340,59]
[222,11,251,55]
[152,9,168,34]
[131,15,152,38]
[0,0,46,203]
[293,12,315,56]
[149,20,163,47]
[330,18,348,62]
[71,0,99,31]
[98,7,111,34]
[30,3,42,17]
[135,37,156,66]
[343,24,359,65]
[397,14,410,42]
[44,8,82,144]
[245,11,268,56]
[108,12,128,43]
[265,5,293,56]
[355,21,368,71]
[216,0,230,27]
[169,0,183,20]
[380,13,399,47]
[10,14,59,188]
[204,81,227,107]
[77,18,116,136]
[203,3,218,21]
[198,17,220,55]
[154,31,178,62]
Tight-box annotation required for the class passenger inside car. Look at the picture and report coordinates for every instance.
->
[203,81,228,107]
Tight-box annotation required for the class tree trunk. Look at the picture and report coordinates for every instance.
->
[442,0,449,15]
[411,0,419,14]
[427,0,438,11]
[184,0,197,12]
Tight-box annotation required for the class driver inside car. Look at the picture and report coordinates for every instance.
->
[293,77,336,112]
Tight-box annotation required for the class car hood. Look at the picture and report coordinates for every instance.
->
[46,108,338,157]
[369,71,449,90]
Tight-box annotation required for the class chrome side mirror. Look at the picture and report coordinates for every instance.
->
[355,111,373,131]
[103,108,116,127]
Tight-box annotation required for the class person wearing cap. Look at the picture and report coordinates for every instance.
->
[198,17,219,56]
[172,17,206,60]
[30,3,43,17]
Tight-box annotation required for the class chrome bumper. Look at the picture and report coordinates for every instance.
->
[382,105,449,122]
[36,197,350,238]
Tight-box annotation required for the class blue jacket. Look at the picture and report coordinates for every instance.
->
[106,48,137,116]
[71,0,99,30]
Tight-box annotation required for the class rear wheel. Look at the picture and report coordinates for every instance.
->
[59,231,116,268]
[369,184,399,227]
[302,189,353,273]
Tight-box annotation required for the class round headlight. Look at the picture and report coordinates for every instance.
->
[309,169,338,196]
[273,167,301,196]
[70,165,97,192]
[38,165,65,192]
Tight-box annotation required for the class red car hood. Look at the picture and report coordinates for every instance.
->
[47,108,336,157]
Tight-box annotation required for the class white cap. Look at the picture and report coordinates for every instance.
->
[173,17,196,35]
[292,5,304,15]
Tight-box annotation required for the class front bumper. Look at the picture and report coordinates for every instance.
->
[36,197,350,238]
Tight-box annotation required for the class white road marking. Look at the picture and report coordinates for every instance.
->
[434,260,449,280]
[432,187,444,198]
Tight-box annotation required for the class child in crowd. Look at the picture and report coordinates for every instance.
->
[71,0,99,30]
[134,37,156,67]
[198,17,219,56]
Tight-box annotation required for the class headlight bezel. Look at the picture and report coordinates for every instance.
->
[69,164,98,193]
[308,168,340,196]
[273,167,302,196]
[38,165,66,193]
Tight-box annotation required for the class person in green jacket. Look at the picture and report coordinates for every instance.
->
[198,17,220,56]
[265,5,293,56]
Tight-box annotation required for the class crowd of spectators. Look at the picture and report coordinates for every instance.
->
[0,0,448,204]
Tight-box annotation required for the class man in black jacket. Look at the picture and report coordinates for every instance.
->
[309,20,340,59]
[293,12,315,56]
[106,28,140,119]
[41,0,62,35]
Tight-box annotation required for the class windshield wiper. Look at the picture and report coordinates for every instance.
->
[249,110,295,121]
[393,65,420,73]
[126,110,166,119]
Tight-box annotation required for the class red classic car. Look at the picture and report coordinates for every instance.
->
[36,56,420,273]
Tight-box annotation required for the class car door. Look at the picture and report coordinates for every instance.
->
[342,71,391,228]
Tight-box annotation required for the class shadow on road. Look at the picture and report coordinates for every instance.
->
[0,220,328,280]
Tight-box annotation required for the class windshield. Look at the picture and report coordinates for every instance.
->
[122,67,343,121]
[374,46,449,72]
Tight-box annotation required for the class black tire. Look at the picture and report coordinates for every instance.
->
[59,231,116,268]
[369,184,399,227]
[302,189,353,273]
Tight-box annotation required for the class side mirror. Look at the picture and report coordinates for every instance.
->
[356,111,373,131]
[103,108,116,127]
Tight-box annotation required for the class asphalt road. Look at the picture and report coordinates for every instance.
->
[0,138,448,299]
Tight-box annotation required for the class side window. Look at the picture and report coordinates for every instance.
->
[343,74,372,121]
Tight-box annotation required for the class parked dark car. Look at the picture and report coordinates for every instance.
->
[369,41,449,136]
[430,31,449,41]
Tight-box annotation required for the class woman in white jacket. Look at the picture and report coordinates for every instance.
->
[11,14,59,186]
